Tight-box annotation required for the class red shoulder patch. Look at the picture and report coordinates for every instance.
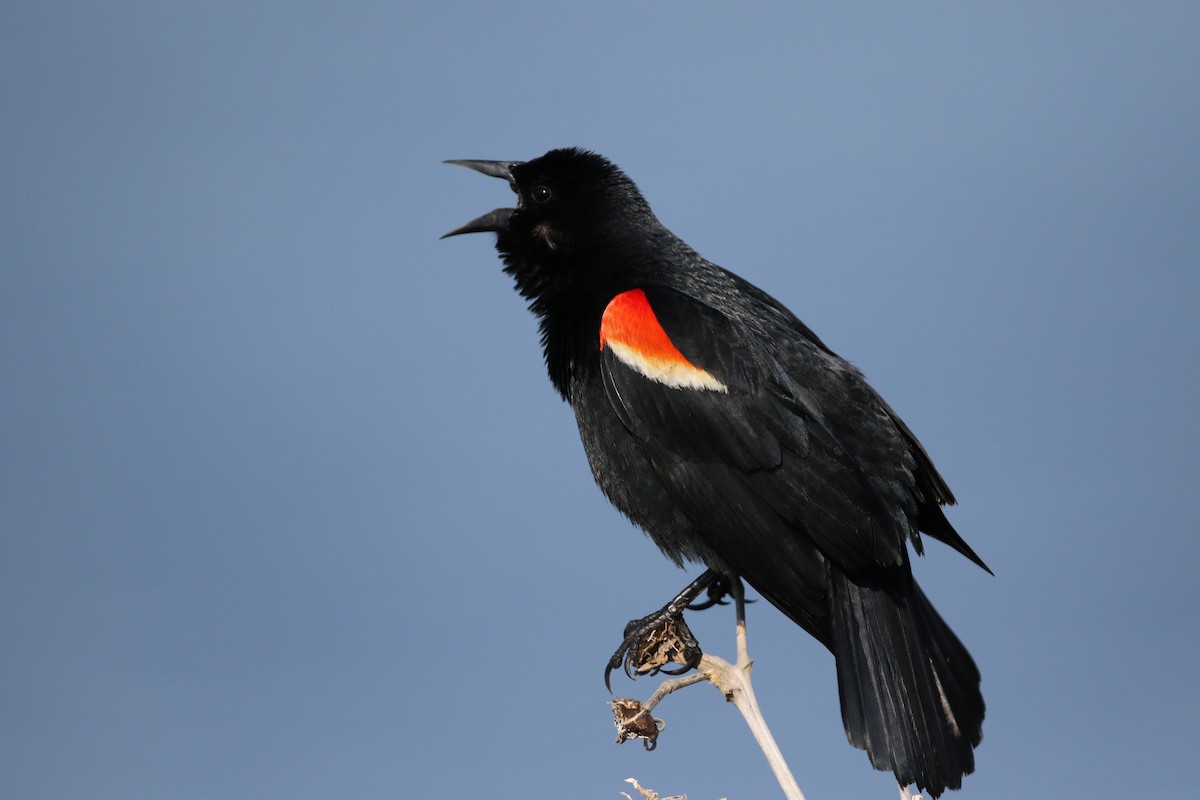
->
[600,289,690,363]
[600,290,727,392]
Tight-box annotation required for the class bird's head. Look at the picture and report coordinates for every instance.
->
[443,148,660,302]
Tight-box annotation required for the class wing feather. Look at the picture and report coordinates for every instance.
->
[599,286,912,574]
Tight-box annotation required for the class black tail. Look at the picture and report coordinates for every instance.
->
[830,568,984,797]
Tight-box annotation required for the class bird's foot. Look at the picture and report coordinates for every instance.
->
[605,605,702,691]
[685,573,745,611]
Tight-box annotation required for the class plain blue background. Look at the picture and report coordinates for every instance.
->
[3,3,1198,798]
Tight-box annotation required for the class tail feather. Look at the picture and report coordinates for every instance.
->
[830,569,983,797]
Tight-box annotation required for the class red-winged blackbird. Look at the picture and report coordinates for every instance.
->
[443,148,988,797]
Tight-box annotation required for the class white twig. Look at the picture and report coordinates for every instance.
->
[632,584,806,800]
[621,776,687,800]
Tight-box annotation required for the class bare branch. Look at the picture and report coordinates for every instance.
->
[621,777,687,800]
[611,584,806,800]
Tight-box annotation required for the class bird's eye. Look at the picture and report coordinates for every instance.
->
[530,185,552,203]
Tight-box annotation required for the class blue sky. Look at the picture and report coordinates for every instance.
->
[3,3,1198,798]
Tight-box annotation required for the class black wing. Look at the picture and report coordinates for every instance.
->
[599,284,922,578]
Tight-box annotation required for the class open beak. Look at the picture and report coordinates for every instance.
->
[441,160,522,239]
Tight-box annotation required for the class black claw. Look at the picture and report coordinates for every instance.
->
[656,661,693,677]
[604,605,703,691]
[604,654,622,693]
[604,570,722,691]
[685,574,751,611]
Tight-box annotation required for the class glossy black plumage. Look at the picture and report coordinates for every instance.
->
[444,148,988,797]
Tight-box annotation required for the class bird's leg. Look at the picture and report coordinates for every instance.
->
[605,569,720,691]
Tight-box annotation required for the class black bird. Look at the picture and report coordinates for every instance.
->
[443,148,988,797]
